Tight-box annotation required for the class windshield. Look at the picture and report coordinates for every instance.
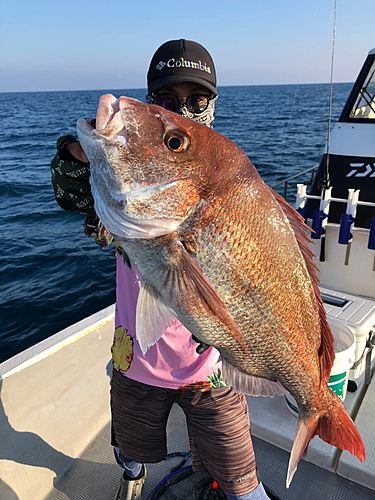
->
[349,59,375,119]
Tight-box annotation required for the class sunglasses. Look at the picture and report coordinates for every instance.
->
[154,93,216,114]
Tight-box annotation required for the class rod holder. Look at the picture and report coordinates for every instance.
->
[368,218,375,250]
[297,206,308,222]
[295,184,307,210]
[311,210,328,239]
[339,214,355,245]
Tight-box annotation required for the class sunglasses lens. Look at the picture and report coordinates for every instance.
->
[186,95,209,114]
[155,94,179,112]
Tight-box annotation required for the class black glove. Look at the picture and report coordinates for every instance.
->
[192,335,210,354]
[84,208,113,249]
[50,135,94,212]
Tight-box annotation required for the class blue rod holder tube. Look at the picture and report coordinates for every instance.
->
[338,214,355,245]
[297,206,308,222]
[311,210,327,239]
[368,218,375,250]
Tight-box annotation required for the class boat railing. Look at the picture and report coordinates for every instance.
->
[271,165,375,260]
[272,165,318,200]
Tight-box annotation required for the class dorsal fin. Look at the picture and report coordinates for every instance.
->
[270,188,335,382]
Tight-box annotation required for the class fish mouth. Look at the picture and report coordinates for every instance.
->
[77,118,126,147]
[77,94,128,144]
[77,97,183,240]
[77,117,95,137]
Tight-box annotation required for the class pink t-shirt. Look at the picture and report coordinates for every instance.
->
[112,251,224,391]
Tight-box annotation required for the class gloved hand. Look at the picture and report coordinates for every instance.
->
[84,208,113,249]
[191,335,210,354]
[50,135,94,212]
[51,132,113,249]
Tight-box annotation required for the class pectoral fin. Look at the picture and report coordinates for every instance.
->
[148,241,248,356]
[136,282,177,355]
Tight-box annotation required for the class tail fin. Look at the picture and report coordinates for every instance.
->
[286,389,365,488]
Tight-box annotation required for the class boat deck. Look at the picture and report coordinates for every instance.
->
[1,306,374,500]
[44,404,375,500]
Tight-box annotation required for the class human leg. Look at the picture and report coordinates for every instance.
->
[113,446,143,478]
[110,369,174,463]
[226,482,270,499]
[177,385,268,498]
[111,370,175,499]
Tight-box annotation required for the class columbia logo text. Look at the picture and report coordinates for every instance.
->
[156,57,211,73]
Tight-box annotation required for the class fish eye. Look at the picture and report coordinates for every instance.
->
[168,137,181,150]
[164,132,189,153]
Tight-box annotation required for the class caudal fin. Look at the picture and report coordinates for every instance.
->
[286,389,365,488]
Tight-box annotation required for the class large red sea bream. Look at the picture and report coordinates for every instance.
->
[77,94,365,487]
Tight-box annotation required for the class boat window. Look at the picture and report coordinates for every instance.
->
[349,60,375,119]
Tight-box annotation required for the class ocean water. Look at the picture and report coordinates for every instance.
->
[0,83,352,363]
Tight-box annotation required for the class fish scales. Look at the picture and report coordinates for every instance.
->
[185,177,319,387]
[194,175,315,323]
[76,94,365,487]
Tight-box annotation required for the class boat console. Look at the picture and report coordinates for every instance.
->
[307,48,375,229]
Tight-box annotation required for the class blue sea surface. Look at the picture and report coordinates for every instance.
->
[0,83,352,363]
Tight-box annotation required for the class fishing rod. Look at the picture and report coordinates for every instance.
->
[324,0,337,191]
[317,0,337,262]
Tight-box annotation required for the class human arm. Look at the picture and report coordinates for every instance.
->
[50,135,94,212]
[50,134,113,248]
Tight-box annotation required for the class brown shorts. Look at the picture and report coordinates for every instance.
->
[110,369,258,496]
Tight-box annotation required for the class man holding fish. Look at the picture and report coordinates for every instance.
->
[51,40,276,500]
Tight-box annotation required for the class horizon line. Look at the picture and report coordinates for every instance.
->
[0,81,354,94]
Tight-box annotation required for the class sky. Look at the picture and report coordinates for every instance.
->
[0,0,374,93]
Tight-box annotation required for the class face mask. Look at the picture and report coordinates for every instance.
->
[146,94,217,128]
[178,97,217,128]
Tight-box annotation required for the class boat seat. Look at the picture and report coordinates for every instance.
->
[354,105,375,119]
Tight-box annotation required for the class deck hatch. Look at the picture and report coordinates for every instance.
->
[321,293,350,308]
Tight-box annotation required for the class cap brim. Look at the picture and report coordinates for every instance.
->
[148,74,218,96]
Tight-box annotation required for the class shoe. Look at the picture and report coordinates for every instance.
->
[114,464,146,500]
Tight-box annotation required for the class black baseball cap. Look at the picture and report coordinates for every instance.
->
[147,39,217,96]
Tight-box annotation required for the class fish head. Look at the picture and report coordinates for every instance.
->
[77,94,242,240]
